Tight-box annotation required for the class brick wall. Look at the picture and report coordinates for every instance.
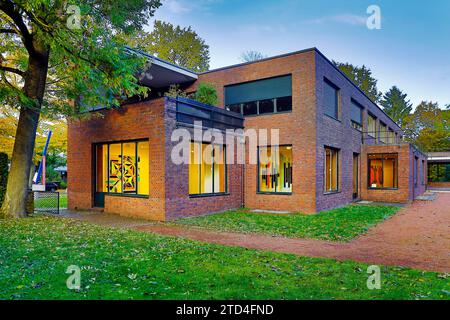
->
[196,49,318,213]
[67,98,166,220]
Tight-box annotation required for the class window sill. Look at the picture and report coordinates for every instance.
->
[324,113,341,122]
[244,110,292,118]
[105,193,149,199]
[367,188,399,191]
[256,192,292,196]
[323,190,340,195]
[189,193,230,198]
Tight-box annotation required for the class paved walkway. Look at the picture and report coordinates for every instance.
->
[61,194,450,273]
[136,194,450,273]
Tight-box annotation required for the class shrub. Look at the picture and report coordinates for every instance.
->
[59,181,67,190]
[194,82,218,106]
[0,152,8,208]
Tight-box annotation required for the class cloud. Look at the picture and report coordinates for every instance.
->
[164,0,192,14]
[304,14,367,26]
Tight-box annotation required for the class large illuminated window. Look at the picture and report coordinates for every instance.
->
[189,142,226,195]
[95,140,149,195]
[258,146,293,194]
[368,153,398,189]
[324,147,339,193]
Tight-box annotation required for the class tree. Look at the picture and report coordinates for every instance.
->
[0,152,7,208]
[125,21,210,72]
[194,82,217,106]
[0,0,161,218]
[403,101,450,152]
[334,61,382,103]
[380,86,413,127]
[240,51,267,62]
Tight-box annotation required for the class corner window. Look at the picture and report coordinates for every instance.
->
[189,142,226,195]
[95,140,149,196]
[368,153,398,189]
[350,99,363,131]
[258,146,293,193]
[324,79,339,119]
[324,147,339,193]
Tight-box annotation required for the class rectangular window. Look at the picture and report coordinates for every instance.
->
[387,129,395,144]
[421,160,425,185]
[95,140,149,196]
[258,146,293,193]
[368,153,398,189]
[368,114,377,139]
[428,163,450,182]
[189,142,226,195]
[324,147,339,193]
[324,79,339,119]
[379,122,387,143]
[350,100,363,131]
[224,75,292,116]
[414,156,419,185]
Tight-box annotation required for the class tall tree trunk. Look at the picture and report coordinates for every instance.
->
[0,46,49,218]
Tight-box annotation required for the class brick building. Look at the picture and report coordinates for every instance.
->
[67,48,427,220]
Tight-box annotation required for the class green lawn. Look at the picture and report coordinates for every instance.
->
[34,193,67,209]
[174,205,400,242]
[0,216,448,300]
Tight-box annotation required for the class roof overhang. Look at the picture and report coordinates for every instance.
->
[126,47,198,89]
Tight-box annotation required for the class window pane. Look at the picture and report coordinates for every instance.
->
[227,104,242,114]
[368,115,376,138]
[96,144,108,192]
[122,143,137,194]
[242,101,257,116]
[278,146,293,193]
[324,81,338,119]
[325,148,338,192]
[369,154,398,188]
[259,147,276,192]
[137,141,149,195]
[379,123,387,143]
[213,145,226,193]
[276,96,292,112]
[109,143,122,193]
[201,143,213,193]
[189,142,201,194]
[259,99,275,114]
[258,146,293,193]
[351,101,363,124]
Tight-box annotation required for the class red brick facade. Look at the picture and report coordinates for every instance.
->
[67,48,428,220]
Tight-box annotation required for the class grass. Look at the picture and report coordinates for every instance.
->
[34,192,67,209]
[174,205,401,242]
[0,216,448,300]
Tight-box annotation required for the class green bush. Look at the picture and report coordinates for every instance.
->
[194,82,218,106]
[0,152,8,208]
[59,181,67,190]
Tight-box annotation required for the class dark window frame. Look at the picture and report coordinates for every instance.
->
[324,146,340,194]
[93,139,149,197]
[226,95,292,117]
[189,141,229,197]
[323,78,340,120]
[367,153,399,190]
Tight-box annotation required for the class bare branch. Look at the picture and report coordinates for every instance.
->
[0,28,17,34]
[0,65,24,76]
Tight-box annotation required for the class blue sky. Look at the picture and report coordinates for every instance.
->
[150,0,450,108]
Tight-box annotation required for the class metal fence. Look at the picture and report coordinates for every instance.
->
[33,191,60,215]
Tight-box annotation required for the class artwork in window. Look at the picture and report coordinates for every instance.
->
[189,142,226,195]
[258,146,293,193]
[325,147,338,192]
[95,140,149,196]
[368,154,398,189]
